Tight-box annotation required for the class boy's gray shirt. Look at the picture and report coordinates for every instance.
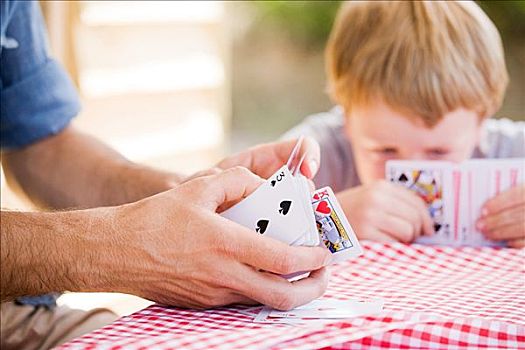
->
[282,106,525,192]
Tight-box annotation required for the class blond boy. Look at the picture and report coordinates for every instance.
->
[284,1,524,247]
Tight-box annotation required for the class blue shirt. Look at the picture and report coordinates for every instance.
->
[1,0,80,307]
[1,0,80,150]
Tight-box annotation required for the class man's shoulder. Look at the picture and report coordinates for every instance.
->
[477,117,525,158]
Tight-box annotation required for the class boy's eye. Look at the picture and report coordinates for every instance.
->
[426,148,449,156]
[376,147,398,155]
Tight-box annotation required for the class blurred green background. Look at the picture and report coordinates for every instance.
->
[230,1,525,150]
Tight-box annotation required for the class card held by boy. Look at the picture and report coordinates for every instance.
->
[386,159,524,247]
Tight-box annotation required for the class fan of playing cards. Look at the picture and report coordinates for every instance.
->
[387,158,524,247]
[221,137,363,266]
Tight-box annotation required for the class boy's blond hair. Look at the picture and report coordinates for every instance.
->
[326,1,508,127]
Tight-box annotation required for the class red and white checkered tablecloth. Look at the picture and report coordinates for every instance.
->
[59,242,525,349]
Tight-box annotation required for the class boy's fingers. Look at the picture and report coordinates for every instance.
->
[388,184,434,235]
[376,214,416,243]
[508,238,525,249]
[380,188,427,237]
[482,186,525,216]
[420,208,435,236]
[485,222,524,241]
[477,205,525,233]
[374,230,399,243]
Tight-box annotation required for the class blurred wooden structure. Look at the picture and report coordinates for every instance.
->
[38,1,230,174]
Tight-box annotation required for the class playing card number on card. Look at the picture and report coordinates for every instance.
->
[220,165,363,266]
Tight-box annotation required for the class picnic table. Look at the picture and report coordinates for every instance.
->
[59,241,525,349]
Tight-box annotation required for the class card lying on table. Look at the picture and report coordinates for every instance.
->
[251,298,384,324]
[386,158,524,247]
[221,138,362,265]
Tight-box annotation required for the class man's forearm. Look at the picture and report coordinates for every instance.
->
[0,209,119,301]
[1,126,184,209]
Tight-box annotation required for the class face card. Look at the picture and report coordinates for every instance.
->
[386,161,454,245]
[388,164,448,235]
[312,187,362,263]
[221,165,309,245]
[386,159,524,247]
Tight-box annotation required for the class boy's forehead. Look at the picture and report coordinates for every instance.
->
[346,102,480,147]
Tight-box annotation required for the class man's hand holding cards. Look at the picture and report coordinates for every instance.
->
[221,137,363,273]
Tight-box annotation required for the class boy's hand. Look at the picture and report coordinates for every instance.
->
[476,185,525,248]
[336,181,434,243]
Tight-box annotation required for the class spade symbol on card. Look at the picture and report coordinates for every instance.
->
[315,201,331,215]
[256,219,269,234]
[279,200,292,215]
[270,171,285,188]
[398,173,409,182]
[434,223,442,233]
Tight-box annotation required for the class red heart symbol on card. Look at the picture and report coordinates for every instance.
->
[315,201,331,215]
[313,193,320,200]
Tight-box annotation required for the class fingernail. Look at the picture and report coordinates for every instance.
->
[308,160,319,178]
[481,207,489,217]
